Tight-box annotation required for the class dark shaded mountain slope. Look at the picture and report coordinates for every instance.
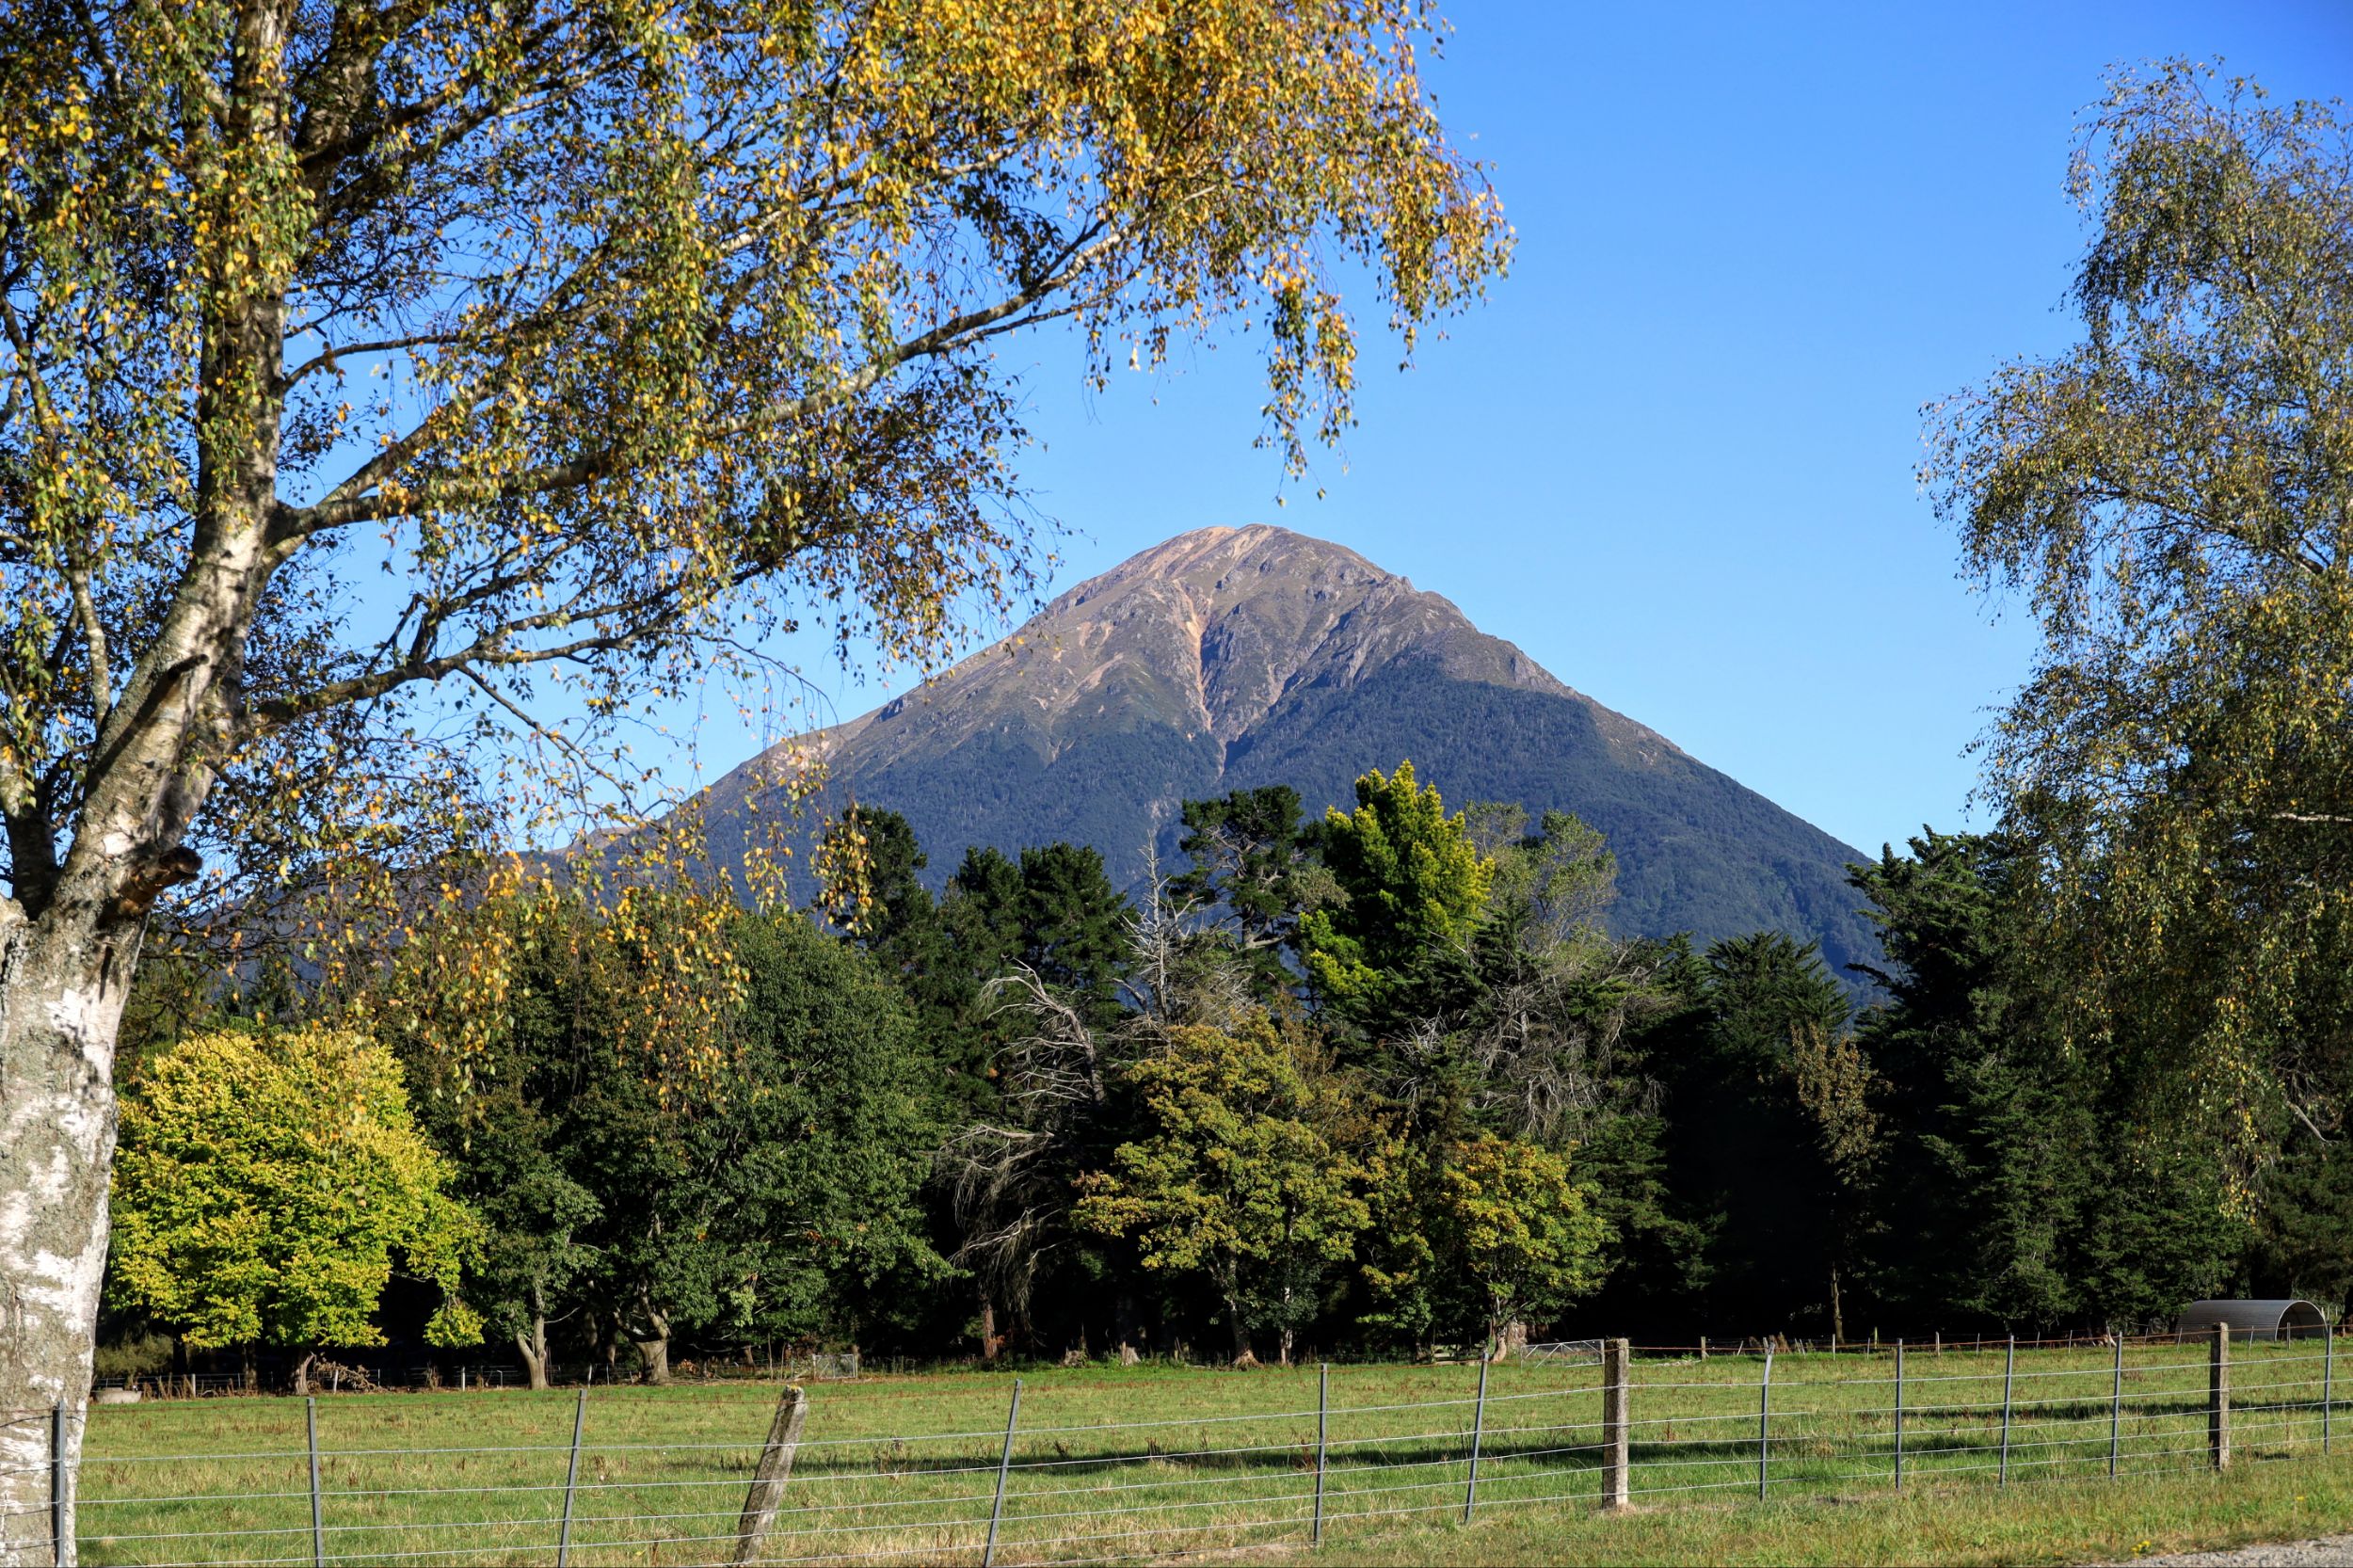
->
[696,526,1881,979]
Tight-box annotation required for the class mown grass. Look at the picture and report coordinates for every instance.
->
[72,1340,2345,1566]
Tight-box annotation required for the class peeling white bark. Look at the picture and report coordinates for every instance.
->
[0,910,129,1566]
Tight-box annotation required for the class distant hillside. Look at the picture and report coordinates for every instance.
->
[696,525,1881,980]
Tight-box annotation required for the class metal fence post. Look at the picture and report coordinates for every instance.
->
[1464,1353,1490,1521]
[2326,1320,2335,1456]
[306,1396,324,1568]
[556,1385,586,1568]
[1894,1339,1905,1491]
[983,1378,1021,1568]
[1999,1336,2015,1486]
[50,1400,67,1568]
[2210,1321,2231,1471]
[1757,1349,1772,1500]
[1600,1338,1630,1511]
[1313,1364,1328,1546]
[2109,1336,2123,1479]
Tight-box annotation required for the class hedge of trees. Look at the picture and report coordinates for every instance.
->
[98,763,2353,1386]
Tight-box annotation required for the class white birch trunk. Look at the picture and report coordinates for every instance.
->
[0,897,142,1565]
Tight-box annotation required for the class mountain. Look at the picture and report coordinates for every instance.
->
[697,525,1881,979]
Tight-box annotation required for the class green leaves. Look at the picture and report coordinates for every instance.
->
[1301,760,1491,1024]
[108,1024,485,1354]
[1074,1016,1375,1354]
[0,0,1509,968]
[1433,1132,1607,1339]
[380,886,944,1356]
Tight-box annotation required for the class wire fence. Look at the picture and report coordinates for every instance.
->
[28,1328,2349,1567]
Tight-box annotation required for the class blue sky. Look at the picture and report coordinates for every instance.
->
[674,0,2353,857]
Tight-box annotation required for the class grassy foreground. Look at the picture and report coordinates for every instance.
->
[70,1341,2347,1565]
[1273,1448,2353,1565]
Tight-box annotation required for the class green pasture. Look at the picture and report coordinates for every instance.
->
[71,1340,2345,1566]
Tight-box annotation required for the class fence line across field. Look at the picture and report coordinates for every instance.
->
[44,1325,2351,1568]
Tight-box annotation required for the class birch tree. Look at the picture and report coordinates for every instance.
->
[0,0,1507,1548]
[1927,62,2353,1185]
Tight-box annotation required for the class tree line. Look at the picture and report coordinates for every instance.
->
[99,762,2353,1388]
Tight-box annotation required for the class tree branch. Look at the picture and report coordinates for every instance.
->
[456,666,636,800]
[65,565,111,728]
[280,226,1115,537]
[280,328,469,390]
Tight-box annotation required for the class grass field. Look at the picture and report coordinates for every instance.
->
[69,1339,2347,1566]
[1258,1444,2353,1566]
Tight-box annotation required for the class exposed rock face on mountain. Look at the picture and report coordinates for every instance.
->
[702,525,1879,978]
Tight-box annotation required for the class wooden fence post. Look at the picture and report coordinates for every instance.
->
[2210,1322,2232,1471]
[1893,1339,1905,1491]
[732,1383,809,1566]
[2108,1336,2123,1479]
[1600,1339,1630,1511]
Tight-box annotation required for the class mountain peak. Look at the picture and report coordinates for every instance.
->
[694,527,1875,978]
[792,523,1676,776]
[1045,523,1396,617]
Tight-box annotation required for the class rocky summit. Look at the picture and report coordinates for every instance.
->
[699,525,1880,978]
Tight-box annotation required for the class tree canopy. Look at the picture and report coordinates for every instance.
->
[1433,1131,1606,1348]
[1074,1016,1375,1365]
[384,886,940,1383]
[108,1023,483,1388]
[1301,760,1492,1026]
[89,766,2342,1384]
[0,0,1513,939]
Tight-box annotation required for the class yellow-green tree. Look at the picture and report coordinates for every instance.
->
[1074,1016,1374,1365]
[109,1025,484,1393]
[0,0,1509,1504]
[1435,1132,1606,1350]
[1300,761,1493,1024]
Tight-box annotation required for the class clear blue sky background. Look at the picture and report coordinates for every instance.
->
[674,0,2353,858]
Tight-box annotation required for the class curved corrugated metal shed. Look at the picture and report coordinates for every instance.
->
[2175,1299,2329,1341]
